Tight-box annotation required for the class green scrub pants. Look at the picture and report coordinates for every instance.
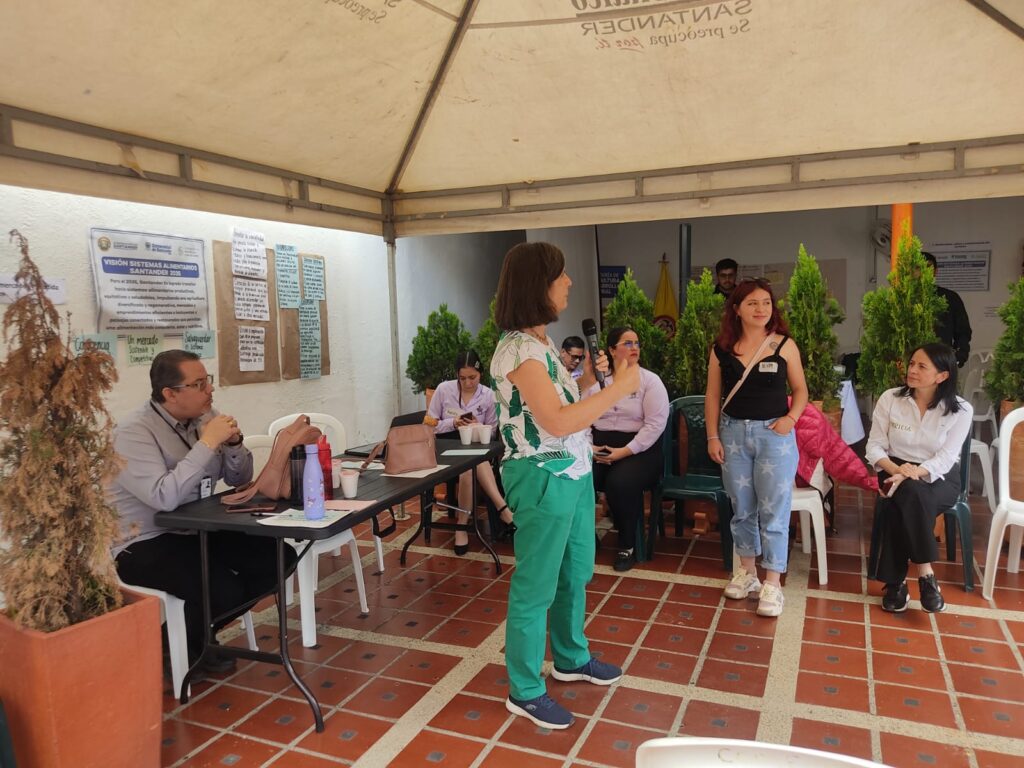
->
[501,458,596,700]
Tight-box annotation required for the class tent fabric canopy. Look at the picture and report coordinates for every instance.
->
[1,0,1023,238]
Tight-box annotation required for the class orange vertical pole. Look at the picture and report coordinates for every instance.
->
[891,203,913,271]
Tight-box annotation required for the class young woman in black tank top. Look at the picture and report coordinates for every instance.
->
[705,278,808,618]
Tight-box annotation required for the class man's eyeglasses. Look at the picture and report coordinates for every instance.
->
[171,374,214,392]
[567,354,585,362]
[614,341,640,349]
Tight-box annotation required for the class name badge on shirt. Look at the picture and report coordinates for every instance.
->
[758,361,778,373]
[200,476,213,499]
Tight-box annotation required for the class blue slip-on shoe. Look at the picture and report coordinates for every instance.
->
[505,693,575,729]
[551,657,622,686]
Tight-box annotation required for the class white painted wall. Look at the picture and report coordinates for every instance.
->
[394,230,525,413]
[0,185,396,446]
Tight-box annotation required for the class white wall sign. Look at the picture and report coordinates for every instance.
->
[231,228,267,279]
[925,241,991,292]
[238,326,265,372]
[90,228,209,333]
[0,275,66,305]
[233,277,270,322]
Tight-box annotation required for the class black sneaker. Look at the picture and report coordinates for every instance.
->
[881,582,909,613]
[918,574,946,613]
[506,693,574,729]
[613,549,636,572]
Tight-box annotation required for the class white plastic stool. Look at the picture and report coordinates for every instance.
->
[118,579,257,697]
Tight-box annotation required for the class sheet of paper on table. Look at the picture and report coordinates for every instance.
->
[255,508,350,527]
[381,465,448,478]
[339,460,384,470]
[441,449,490,456]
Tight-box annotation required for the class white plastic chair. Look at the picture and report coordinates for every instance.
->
[242,433,275,476]
[982,406,1024,600]
[268,412,384,647]
[117,579,257,698]
[793,486,828,586]
[636,737,886,767]
[963,363,999,442]
[969,438,996,513]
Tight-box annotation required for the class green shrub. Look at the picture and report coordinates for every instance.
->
[984,277,1024,404]
[405,304,472,394]
[667,269,724,397]
[474,297,500,382]
[602,269,668,377]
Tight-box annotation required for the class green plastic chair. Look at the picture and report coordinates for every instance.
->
[940,435,975,591]
[648,395,734,570]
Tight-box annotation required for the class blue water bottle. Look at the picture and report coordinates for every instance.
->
[303,443,325,520]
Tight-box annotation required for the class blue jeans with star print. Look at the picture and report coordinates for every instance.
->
[719,414,799,574]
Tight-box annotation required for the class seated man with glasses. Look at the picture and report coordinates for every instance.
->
[560,336,587,380]
[108,349,294,679]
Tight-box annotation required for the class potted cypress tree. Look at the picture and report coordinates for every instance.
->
[781,245,845,430]
[984,276,1024,497]
[406,303,473,406]
[602,269,669,378]
[0,231,161,766]
[858,233,943,397]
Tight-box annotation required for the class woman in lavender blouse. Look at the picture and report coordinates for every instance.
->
[583,327,669,571]
[426,350,514,554]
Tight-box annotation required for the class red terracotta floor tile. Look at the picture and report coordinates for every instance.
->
[225,662,294,694]
[935,612,1009,641]
[175,733,280,767]
[804,596,865,623]
[871,652,946,690]
[957,696,1024,739]
[548,681,610,718]
[282,666,373,707]
[384,648,460,685]
[296,710,394,761]
[434,575,494,599]
[600,686,683,731]
[664,582,724,607]
[715,605,778,638]
[389,730,486,767]
[452,597,507,624]
[680,555,732,578]
[345,678,430,719]
[407,590,467,616]
[499,712,588,756]
[874,682,957,728]
[477,745,563,768]
[588,572,620,593]
[799,642,868,679]
[707,630,774,666]
[160,719,219,766]
[265,751,343,767]
[808,570,863,595]
[234,696,322,744]
[477,579,511,602]
[285,634,350,666]
[1005,619,1024,644]
[789,717,873,761]
[427,692,512,740]
[948,663,1024,703]
[641,623,708,656]
[802,616,866,648]
[575,719,664,768]
[427,617,499,647]
[598,595,660,622]
[696,658,769,697]
[177,684,271,729]
[627,649,698,687]
[870,626,939,658]
[867,602,934,631]
[326,639,404,673]
[373,610,448,639]
[636,553,684,574]
[795,671,870,713]
[653,602,717,630]
[974,747,1024,768]
[584,614,648,646]
[587,640,632,669]
[461,663,510,698]
[679,700,760,739]
[879,731,970,768]
[941,635,1022,670]
[416,554,467,576]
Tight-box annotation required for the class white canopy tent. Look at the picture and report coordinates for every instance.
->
[1,0,1023,241]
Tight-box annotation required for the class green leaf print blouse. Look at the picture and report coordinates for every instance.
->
[489,330,592,479]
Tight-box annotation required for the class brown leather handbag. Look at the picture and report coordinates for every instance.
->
[222,414,322,505]
[363,423,436,474]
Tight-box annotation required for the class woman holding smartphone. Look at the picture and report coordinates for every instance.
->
[426,350,513,554]
[866,343,972,613]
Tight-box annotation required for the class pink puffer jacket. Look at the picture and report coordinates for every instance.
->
[793,400,878,493]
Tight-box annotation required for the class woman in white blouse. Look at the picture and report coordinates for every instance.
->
[866,343,972,613]
[584,327,669,572]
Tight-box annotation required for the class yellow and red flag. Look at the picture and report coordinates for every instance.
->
[654,257,678,338]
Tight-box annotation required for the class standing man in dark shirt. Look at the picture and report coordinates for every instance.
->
[714,258,738,298]
[923,252,972,367]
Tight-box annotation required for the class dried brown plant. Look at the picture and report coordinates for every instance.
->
[0,230,122,632]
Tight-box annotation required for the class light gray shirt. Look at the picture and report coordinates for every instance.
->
[108,400,253,555]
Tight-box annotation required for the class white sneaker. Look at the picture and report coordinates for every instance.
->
[723,568,762,600]
[756,582,785,617]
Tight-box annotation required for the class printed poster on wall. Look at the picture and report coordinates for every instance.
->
[89,228,209,333]
[925,241,991,292]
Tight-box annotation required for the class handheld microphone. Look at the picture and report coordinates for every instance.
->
[581,318,606,389]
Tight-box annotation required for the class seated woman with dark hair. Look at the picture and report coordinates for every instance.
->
[583,327,669,571]
[866,342,972,614]
[426,350,514,554]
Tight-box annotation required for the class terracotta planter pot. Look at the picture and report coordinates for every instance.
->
[1000,400,1024,501]
[425,387,435,410]
[0,589,162,767]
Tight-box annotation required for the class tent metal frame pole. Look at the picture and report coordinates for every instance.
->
[963,0,1024,40]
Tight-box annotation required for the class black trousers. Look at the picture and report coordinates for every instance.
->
[116,531,296,658]
[592,428,664,550]
[868,457,960,585]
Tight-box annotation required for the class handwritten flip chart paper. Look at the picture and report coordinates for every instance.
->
[238,326,265,372]
[274,244,300,308]
[233,277,270,322]
[73,333,118,364]
[298,299,321,379]
[231,228,266,279]
[183,328,216,358]
[126,334,161,366]
[301,257,325,301]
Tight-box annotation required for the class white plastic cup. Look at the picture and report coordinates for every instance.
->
[331,458,343,490]
[458,425,474,445]
[341,469,359,499]
[474,423,492,443]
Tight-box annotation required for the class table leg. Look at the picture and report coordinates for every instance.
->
[276,539,324,733]
[470,474,502,575]
[179,530,213,703]
[400,491,428,565]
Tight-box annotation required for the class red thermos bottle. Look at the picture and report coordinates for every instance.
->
[317,434,334,500]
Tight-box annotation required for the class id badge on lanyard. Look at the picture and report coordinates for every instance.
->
[200,476,213,498]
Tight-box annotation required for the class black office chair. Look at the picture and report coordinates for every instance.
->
[0,699,16,768]
[391,410,427,428]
